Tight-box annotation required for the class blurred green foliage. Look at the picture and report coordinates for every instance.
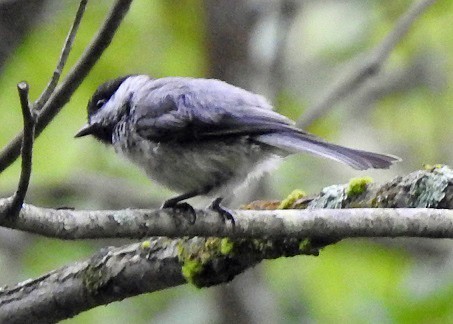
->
[0,0,452,323]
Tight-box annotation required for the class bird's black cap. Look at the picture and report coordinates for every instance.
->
[87,75,132,117]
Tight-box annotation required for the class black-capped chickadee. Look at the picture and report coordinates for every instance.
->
[75,75,400,223]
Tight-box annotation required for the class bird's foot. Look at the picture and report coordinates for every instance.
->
[209,197,235,227]
[161,200,196,224]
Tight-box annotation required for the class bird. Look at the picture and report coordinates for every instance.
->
[75,75,400,224]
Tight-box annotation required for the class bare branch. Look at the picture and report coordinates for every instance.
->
[1,203,453,240]
[0,0,134,173]
[297,0,436,128]
[33,0,88,110]
[0,166,451,239]
[0,236,319,323]
[7,82,35,218]
[0,165,451,322]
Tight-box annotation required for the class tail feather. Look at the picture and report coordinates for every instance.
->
[256,132,400,170]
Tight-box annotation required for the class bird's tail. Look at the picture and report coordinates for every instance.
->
[255,132,400,170]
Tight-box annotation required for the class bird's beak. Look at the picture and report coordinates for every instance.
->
[74,123,96,138]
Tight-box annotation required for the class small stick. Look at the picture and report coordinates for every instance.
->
[9,82,35,217]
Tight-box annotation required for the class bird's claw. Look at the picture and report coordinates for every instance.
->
[209,197,235,227]
[161,201,196,224]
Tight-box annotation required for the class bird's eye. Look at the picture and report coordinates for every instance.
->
[96,99,106,109]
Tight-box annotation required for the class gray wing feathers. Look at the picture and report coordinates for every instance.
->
[134,95,187,139]
[134,78,293,139]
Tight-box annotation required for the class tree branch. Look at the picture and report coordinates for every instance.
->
[7,82,35,218]
[297,0,436,128]
[0,236,318,323]
[0,0,133,173]
[33,0,88,110]
[0,166,451,240]
[0,165,451,322]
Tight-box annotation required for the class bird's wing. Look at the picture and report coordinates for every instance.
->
[132,78,400,170]
[133,78,300,142]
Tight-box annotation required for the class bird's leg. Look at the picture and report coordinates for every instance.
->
[208,197,235,227]
[161,187,213,224]
[161,191,200,224]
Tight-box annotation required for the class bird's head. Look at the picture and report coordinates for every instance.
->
[75,75,134,144]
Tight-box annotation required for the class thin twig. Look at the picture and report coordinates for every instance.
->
[33,0,88,110]
[8,82,35,217]
[297,0,436,128]
[0,0,133,173]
